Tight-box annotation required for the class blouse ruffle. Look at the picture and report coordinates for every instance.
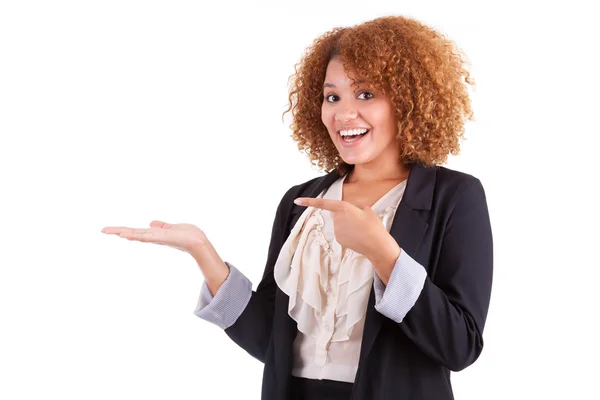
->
[273,175,407,346]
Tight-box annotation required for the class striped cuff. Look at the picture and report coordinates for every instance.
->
[193,262,252,329]
[373,249,426,323]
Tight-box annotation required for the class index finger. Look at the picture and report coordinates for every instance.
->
[294,197,347,212]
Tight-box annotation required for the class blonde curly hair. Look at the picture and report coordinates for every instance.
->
[283,15,475,175]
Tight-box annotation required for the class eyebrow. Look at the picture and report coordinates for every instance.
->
[323,80,366,89]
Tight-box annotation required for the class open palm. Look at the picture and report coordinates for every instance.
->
[101,220,206,255]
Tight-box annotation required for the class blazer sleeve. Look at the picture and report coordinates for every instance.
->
[194,262,253,329]
[221,187,294,363]
[398,178,494,371]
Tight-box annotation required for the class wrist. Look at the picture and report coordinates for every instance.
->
[190,235,212,262]
[367,232,401,278]
[191,239,230,289]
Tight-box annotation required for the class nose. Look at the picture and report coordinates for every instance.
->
[335,106,358,122]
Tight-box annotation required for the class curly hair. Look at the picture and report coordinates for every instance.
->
[283,15,475,175]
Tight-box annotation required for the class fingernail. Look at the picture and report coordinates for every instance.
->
[294,198,304,205]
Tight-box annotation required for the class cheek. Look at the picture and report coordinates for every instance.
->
[321,103,328,121]
[371,104,395,130]
[321,105,334,129]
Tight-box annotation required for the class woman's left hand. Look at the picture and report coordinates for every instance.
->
[294,197,389,259]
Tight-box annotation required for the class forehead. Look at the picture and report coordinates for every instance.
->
[323,57,363,87]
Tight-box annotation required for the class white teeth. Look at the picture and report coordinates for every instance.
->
[339,128,368,136]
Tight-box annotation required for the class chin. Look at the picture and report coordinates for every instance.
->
[339,153,370,166]
[334,140,375,166]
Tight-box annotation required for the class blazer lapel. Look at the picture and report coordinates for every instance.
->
[356,163,436,374]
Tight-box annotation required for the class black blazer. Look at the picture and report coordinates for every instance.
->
[224,163,493,400]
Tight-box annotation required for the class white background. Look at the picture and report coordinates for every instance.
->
[1,0,599,399]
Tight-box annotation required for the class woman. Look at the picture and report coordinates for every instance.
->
[102,15,493,400]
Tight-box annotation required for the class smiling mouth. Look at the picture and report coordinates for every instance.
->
[339,129,370,142]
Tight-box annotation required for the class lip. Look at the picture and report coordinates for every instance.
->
[338,129,370,147]
[336,127,370,134]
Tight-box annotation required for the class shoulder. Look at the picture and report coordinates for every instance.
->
[434,165,480,190]
[281,175,324,202]
[274,174,327,214]
[404,164,487,216]
[431,165,488,215]
[267,174,329,233]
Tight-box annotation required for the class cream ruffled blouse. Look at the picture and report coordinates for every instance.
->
[273,173,407,383]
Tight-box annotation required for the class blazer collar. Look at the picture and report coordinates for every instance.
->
[402,163,436,210]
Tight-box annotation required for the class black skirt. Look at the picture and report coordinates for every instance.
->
[290,375,354,400]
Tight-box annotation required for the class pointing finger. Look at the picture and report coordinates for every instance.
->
[294,197,348,212]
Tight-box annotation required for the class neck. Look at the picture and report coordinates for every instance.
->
[346,159,411,184]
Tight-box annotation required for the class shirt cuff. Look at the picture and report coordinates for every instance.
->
[193,262,252,329]
[372,249,427,323]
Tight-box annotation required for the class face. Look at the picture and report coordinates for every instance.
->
[321,57,399,168]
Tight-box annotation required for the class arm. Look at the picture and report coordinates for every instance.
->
[372,179,493,371]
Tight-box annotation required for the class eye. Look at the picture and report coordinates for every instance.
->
[324,92,373,103]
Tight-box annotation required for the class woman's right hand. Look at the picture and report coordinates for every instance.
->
[101,220,207,257]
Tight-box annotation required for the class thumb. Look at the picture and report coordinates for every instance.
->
[149,220,173,228]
